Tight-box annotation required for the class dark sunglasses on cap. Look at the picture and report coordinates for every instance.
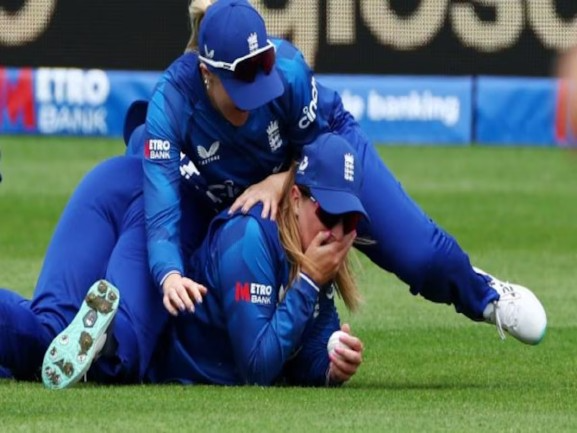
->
[198,40,276,83]
[298,186,361,235]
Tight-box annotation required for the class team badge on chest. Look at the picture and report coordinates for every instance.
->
[267,120,283,152]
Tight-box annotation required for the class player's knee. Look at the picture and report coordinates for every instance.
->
[408,230,471,305]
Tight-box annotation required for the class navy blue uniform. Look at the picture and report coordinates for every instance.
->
[136,38,498,320]
[0,157,337,385]
[147,206,339,386]
[0,157,166,381]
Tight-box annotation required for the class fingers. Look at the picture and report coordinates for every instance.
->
[268,200,278,221]
[328,327,364,384]
[329,346,362,382]
[229,192,249,215]
[163,294,179,316]
[310,230,332,248]
[340,323,351,334]
[228,191,275,219]
[227,172,287,219]
[303,231,355,285]
[162,276,207,316]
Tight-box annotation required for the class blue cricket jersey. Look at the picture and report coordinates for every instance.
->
[144,38,353,286]
[146,206,341,386]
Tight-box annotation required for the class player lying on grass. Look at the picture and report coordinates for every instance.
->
[0,133,365,388]
[129,0,546,345]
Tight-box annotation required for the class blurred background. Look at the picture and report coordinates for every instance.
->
[2,0,577,146]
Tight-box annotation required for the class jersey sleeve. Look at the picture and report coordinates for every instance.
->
[274,40,343,149]
[274,39,369,157]
[144,77,187,286]
[214,216,321,386]
[281,286,341,387]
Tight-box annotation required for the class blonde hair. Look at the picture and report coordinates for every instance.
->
[185,0,214,53]
[276,165,362,312]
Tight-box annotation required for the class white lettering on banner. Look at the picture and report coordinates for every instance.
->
[254,1,577,66]
[35,68,110,135]
[0,0,57,46]
[340,90,366,120]
[38,105,107,134]
[367,90,460,126]
[36,68,110,105]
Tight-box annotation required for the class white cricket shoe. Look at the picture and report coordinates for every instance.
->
[475,268,547,345]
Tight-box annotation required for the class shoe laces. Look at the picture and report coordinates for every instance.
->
[491,285,520,340]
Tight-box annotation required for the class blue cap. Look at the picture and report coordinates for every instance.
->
[123,100,148,146]
[198,0,284,110]
[295,133,368,219]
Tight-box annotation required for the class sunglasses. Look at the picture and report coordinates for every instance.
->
[198,40,276,83]
[299,186,361,234]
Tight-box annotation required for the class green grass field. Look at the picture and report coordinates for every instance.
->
[0,137,576,432]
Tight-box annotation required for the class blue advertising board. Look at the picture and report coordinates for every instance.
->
[319,75,473,145]
[0,67,159,137]
[0,68,566,147]
[475,77,557,146]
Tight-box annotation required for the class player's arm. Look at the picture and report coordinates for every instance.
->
[275,39,369,153]
[216,217,320,386]
[274,39,338,147]
[280,286,340,386]
[228,170,290,221]
[144,78,187,287]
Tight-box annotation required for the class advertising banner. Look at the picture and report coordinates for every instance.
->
[475,77,557,146]
[321,75,473,144]
[0,67,159,137]
[2,67,567,146]
[1,68,474,145]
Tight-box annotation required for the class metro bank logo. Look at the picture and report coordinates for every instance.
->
[235,282,273,305]
[145,139,171,160]
[0,68,37,132]
[0,67,110,135]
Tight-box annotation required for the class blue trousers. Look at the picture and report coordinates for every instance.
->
[339,121,498,319]
[0,157,170,381]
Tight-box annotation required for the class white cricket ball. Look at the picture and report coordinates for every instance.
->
[327,330,349,356]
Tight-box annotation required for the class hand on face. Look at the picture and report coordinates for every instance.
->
[301,229,356,286]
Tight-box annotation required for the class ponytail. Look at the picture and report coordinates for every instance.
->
[185,0,214,53]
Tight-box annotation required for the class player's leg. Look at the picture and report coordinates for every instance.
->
[22,156,144,385]
[0,289,50,379]
[89,194,168,384]
[42,173,216,387]
[342,127,546,343]
[30,156,144,339]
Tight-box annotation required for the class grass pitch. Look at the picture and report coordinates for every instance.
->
[0,136,576,432]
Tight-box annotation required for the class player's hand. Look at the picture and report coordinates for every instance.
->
[162,273,207,316]
[328,324,363,384]
[301,230,356,286]
[229,171,289,220]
